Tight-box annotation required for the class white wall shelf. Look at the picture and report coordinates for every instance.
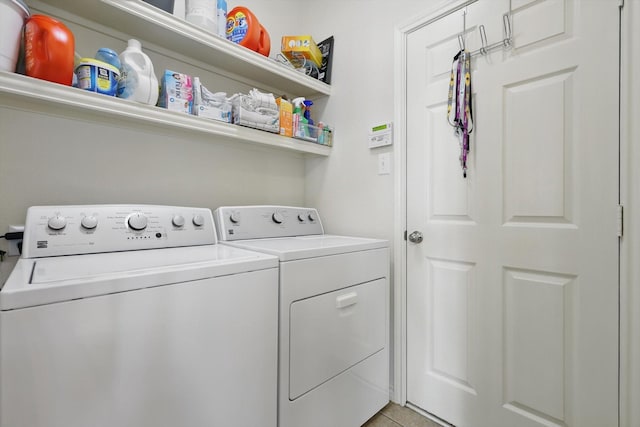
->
[0,72,331,156]
[35,0,331,99]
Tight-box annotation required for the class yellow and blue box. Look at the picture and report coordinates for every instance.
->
[281,35,323,67]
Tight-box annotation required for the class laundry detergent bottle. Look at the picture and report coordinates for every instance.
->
[117,39,159,106]
[226,7,270,56]
[24,15,75,85]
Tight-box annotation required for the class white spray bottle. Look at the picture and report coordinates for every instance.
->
[117,39,159,106]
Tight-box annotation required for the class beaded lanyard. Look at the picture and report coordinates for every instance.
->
[447,50,473,178]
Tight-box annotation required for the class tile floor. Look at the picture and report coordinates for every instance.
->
[363,403,443,427]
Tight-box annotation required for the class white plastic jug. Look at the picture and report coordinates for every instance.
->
[185,0,216,33]
[117,39,159,106]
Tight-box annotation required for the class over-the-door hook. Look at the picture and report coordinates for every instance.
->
[458,34,465,50]
[458,9,467,51]
[502,13,512,46]
[479,25,488,55]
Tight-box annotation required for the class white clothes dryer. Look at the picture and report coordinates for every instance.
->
[214,205,390,427]
[0,205,279,427]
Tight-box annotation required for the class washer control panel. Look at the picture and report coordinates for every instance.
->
[214,206,324,241]
[22,205,217,258]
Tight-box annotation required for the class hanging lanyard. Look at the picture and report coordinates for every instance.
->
[447,50,473,177]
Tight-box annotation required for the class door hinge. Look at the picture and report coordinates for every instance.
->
[404,230,407,241]
[617,205,624,237]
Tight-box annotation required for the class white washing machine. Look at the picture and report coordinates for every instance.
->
[214,205,390,427]
[0,205,279,427]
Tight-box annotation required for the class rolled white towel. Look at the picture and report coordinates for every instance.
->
[249,88,278,110]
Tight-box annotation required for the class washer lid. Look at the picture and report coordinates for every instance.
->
[1,245,278,310]
[223,234,388,261]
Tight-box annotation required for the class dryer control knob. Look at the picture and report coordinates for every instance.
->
[81,215,98,230]
[272,212,284,224]
[307,212,317,222]
[172,215,185,227]
[229,212,240,224]
[47,215,67,231]
[297,214,305,222]
[128,213,148,231]
[193,214,205,227]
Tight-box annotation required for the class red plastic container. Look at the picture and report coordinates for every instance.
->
[24,15,75,85]
[226,7,270,57]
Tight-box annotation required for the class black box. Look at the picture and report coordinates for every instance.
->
[142,0,174,13]
[317,36,334,85]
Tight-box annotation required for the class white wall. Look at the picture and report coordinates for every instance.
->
[301,0,431,240]
[0,3,307,253]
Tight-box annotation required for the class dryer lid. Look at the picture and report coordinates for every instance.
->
[224,234,389,261]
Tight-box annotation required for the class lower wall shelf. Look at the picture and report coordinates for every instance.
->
[0,72,331,157]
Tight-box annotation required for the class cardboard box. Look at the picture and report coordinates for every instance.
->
[277,98,293,137]
[194,103,232,122]
[158,70,193,114]
[281,35,323,67]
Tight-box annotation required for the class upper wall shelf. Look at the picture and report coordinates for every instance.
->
[33,0,331,99]
[0,72,331,156]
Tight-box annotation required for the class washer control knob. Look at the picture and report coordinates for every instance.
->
[272,212,284,224]
[81,215,98,230]
[308,212,317,222]
[192,214,205,227]
[297,214,305,222]
[172,215,185,227]
[229,212,241,224]
[128,213,148,231]
[47,215,67,231]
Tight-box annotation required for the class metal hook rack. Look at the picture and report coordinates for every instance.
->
[458,1,514,57]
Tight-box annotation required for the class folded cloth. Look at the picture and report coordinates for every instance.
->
[195,78,228,107]
[229,89,280,132]
[238,108,278,125]
[248,88,278,110]
[230,89,278,112]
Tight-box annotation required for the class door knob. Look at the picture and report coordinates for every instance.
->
[408,231,423,243]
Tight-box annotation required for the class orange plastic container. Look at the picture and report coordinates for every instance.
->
[225,6,270,57]
[24,15,75,85]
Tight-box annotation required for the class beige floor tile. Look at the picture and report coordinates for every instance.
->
[380,403,443,427]
[362,412,403,427]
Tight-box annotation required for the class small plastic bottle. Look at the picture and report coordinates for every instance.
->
[117,39,159,106]
[216,0,227,38]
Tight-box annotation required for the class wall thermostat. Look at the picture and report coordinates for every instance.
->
[368,122,393,149]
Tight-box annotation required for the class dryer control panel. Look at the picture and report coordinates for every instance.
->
[22,205,217,258]
[215,206,324,241]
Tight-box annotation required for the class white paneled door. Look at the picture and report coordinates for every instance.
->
[406,1,619,427]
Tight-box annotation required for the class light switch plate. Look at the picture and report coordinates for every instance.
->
[378,152,391,175]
